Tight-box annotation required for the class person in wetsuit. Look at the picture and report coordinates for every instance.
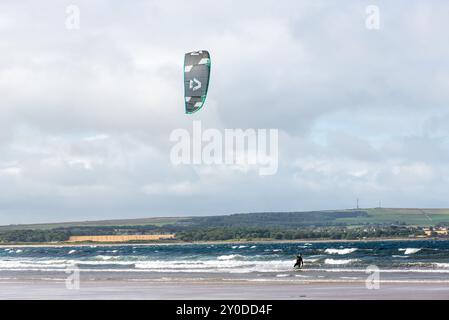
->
[294,254,303,269]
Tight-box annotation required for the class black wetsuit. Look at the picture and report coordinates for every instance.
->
[294,256,303,269]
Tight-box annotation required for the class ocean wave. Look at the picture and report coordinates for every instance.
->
[304,258,319,263]
[324,248,358,255]
[433,263,449,269]
[1,241,448,276]
[0,258,137,270]
[4,249,23,254]
[217,254,244,261]
[324,258,360,265]
[94,255,118,261]
[128,259,296,274]
[0,259,73,269]
[305,267,449,274]
[77,260,139,266]
[399,248,421,255]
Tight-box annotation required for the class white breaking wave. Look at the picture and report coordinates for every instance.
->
[399,248,421,255]
[324,258,360,265]
[433,263,449,269]
[95,255,118,261]
[0,259,74,270]
[0,257,295,274]
[133,259,294,273]
[305,267,449,274]
[217,254,244,261]
[325,248,358,255]
[4,249,23,254]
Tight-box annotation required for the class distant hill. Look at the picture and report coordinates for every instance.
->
[2,208,449,232]
[0,217,185,232]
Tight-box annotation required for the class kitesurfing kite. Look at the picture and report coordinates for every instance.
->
[184,50,211,114]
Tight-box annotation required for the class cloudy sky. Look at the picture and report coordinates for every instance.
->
[0,0,448,224]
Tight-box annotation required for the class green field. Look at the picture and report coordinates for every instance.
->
[1,208,449,243]
[1,208,449,232]
[335,208,449,226]
[0,217,185,232]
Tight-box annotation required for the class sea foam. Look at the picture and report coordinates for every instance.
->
[324,258,360,265]
[217,254,244,261]
[399,248,421,255]
[325,248,358,255]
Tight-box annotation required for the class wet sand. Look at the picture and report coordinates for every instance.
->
[1,279,448,299]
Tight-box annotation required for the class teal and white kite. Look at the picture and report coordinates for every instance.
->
[184,50,211,114]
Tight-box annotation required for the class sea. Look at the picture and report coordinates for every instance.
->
[1,239,449,283]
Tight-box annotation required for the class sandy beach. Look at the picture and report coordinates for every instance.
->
[1,279,448,300]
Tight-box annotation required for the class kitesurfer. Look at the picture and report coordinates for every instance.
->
[294,254,303,269]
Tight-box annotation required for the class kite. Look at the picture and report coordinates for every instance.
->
[184,50,211,114]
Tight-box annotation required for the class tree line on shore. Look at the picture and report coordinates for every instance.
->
[0,225,432,243]
[2,210,449,243]
[175,226,423,241]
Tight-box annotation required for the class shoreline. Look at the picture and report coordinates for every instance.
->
[0,237,442,248]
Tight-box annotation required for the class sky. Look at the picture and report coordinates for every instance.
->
[0,0,449,224]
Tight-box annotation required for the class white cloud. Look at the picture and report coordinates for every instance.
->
[0,0,449,223]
